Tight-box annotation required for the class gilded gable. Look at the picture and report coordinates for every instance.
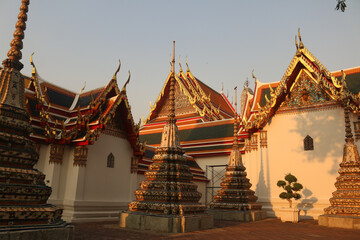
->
[157,81,195,118]
[281,69,331,109]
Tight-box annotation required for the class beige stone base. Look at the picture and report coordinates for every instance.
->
[318,214,360,230]
[277,208,300,223]
[209,209,267,221]
[119,212,213,233]
[0,224,74,240]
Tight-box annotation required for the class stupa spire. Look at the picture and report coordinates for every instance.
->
[0,0,64,227]
[209,86,262,214]
[169,41,176,120]
[233,86,239,149]
[319,70,360,227]
[2,0,29,71]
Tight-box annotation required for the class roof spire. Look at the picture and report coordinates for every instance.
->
[168,41,176,120]
[233,86,239,148]
[342,70,353,142]
[2,0,30,71]
[171,41,175,73]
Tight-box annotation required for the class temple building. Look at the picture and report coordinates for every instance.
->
[239,31,360,219]
[23,58,144,222]
[140,31,360,221]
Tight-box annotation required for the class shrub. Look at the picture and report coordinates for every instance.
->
[277,173,303,208]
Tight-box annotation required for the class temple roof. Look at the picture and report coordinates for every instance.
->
[240,30,360,134]
[24,60,143,157]
[144,62,234,125]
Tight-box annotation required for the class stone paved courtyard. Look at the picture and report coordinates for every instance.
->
[74,218,360,240]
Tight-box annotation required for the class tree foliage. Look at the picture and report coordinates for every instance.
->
[277,173,303,208]
[335,0,347,12]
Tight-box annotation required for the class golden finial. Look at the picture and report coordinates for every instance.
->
[298,28,304,49]
[186,56,190,72]
[252,69,258,82]
[30,52,36,74]
[122,71,131,91]
[221,82,224,93]
[179,56,183,72]
[2,0,30,70]
[112,59,121,81]
[295,35,301,57]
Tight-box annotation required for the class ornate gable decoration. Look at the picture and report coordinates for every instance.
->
[157,81,195,118]
[281,69,331,109]
[242,29,359,133]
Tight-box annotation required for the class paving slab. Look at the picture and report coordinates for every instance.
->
[74,218,360,240]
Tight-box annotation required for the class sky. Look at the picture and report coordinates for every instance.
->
[0,0,359,122]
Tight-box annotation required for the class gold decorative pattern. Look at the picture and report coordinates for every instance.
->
[73,146,88,167]
[49,144,65,164]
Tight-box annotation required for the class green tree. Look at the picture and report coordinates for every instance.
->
[277,173,303,208]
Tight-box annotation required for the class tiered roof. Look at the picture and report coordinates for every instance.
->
[145,61,234,124]
[140,62,241,160]
[24,58,143,157]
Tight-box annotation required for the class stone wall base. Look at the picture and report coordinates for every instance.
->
[0,224,74,240]
[318,214,360,230]
[119,212,213,233]
[209,209,267,221]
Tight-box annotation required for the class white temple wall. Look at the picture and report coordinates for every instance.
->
[244,106,357,219]
[195,155,228,204]
[84,134,133,203]
[34,134,136,222]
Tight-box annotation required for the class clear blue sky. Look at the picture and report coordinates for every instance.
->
[0,0,359,122]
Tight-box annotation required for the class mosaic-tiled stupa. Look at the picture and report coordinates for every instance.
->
[209,87,265,221]
[120,42,213,232]
[319,71,360,229]
[0,0,65,228]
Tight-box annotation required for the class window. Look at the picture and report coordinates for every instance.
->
[107,153,115,168]
[304,135,314,151]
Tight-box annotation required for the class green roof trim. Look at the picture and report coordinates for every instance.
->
[345,72,360,94]
[140,123,234,145]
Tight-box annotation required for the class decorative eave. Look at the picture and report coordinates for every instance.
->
[25,60,144,156]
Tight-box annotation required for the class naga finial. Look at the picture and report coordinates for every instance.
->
[186,56,190,72]
[122,71,131,91]
[295,35,301,57]
[252,69,258,82]
[112,59,121,81]
[2,0,30,70]
[298,28,304,49]
[179,56,183,72]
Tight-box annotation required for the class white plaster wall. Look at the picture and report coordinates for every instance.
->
[84,134,133,203]
[244,106,355,219]
[195,156,228,204]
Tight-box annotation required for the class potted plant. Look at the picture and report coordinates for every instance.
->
[276,173,303,223]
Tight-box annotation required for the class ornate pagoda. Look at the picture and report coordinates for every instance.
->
[0,0,72,237]
[318,71,360,229]
[209,87,265,221]
[120,41,213,233]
